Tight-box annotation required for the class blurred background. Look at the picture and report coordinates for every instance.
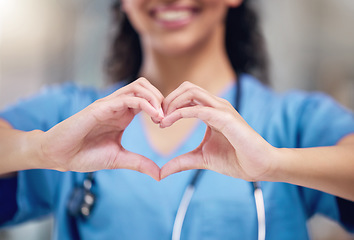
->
[0,0,353,239]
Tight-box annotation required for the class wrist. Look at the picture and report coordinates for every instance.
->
[264,147,299,183]
[23,130,48,170]
[33,130,71,172]
[256,146,284,182]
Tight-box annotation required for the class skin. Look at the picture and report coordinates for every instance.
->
[122,0,240,95]
[0,79,164,181]
[1,0,354,201]
[158,82,354,202]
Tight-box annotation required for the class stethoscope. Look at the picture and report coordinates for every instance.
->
[67,77,266,240]
[171,78,266,240]
[171,171,265,240]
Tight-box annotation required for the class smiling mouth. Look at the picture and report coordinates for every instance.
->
[150,6,199,28]
[155,10,193,22]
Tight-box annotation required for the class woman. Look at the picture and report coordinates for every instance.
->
[1,0,354,239]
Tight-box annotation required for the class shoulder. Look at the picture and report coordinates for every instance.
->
[241,74,354,147]
[35,81,128,106]
[0,82,102,131]
[1,82,101,111]
[37,82,101,104]
[242,74,328,109]
[242,73,352,118]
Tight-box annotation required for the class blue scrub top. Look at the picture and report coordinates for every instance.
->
[1,74,354,239]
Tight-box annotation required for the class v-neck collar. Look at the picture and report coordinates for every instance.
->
[130,79,238,166]
[137,113,205,163]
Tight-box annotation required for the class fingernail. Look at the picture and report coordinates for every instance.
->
[159,107,165,118]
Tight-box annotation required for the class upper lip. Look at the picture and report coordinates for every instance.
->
[149,4,200,17]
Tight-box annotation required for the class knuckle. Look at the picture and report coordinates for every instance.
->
[176,157,183,172]
[106,152,120,170]
[176,109,184,119]
[93,98,105,105]
[130,82,141,92]
[218,112,234,130]
[181,81,192,88]
[224,112,234,122]
[189,86,200,94]
[135,100,143,109]
[136,77,149,85]
[194,105,204,111]
[136,158,144,173]
[202,155,211,170]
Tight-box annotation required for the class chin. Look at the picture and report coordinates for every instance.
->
[152,33,207,57]
[157,44,196,57]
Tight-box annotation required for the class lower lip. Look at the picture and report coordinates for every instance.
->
[153,13,196,30]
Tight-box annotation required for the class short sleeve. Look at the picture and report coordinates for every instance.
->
[242,76,354,234]
[0,177,18,225]
[297,92,354,147]
[293,93,354,233]
[0,83,98,226]
[0,170,62,227]
[0,82,98,132]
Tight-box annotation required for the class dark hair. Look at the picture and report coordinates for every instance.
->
[105,0,269,84]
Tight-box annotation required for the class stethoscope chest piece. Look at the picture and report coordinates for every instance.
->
[67,173,96,219]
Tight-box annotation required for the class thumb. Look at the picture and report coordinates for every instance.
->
[160,150,205,180]
[116,150,161,181]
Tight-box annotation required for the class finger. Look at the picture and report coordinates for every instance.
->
[122,96,163,120]
[164,86,221,115]
[163,81,196,113]
[128,84,165,120]
[160,150,205,179]
[160,105,214,128]
[128,77,164,109]
[135,77,165,105]
[127,78,165,121]
[108,78,152,97]
[135,78,165,120]
[116,81,164,114]
[116,149,161,181]
[108,78,164,117]
[161,104,256,152]
[102,96,163,122]
[151,116,162,125]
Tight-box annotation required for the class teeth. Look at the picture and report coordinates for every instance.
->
[156,10,192,22]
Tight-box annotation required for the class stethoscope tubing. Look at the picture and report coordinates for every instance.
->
[253,182,266,240]
[171,78,266,240]
[171,172,266,240]
[70,76,266,240]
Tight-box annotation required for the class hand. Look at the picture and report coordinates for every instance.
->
[160,81,276,182]
[38,78,164,181]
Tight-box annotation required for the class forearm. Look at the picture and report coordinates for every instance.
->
[0,126,44,175]
[269,134,354,201]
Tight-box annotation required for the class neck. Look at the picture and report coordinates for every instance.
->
[139,28,236,96]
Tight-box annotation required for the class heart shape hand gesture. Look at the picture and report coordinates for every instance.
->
[38,78,275,182]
